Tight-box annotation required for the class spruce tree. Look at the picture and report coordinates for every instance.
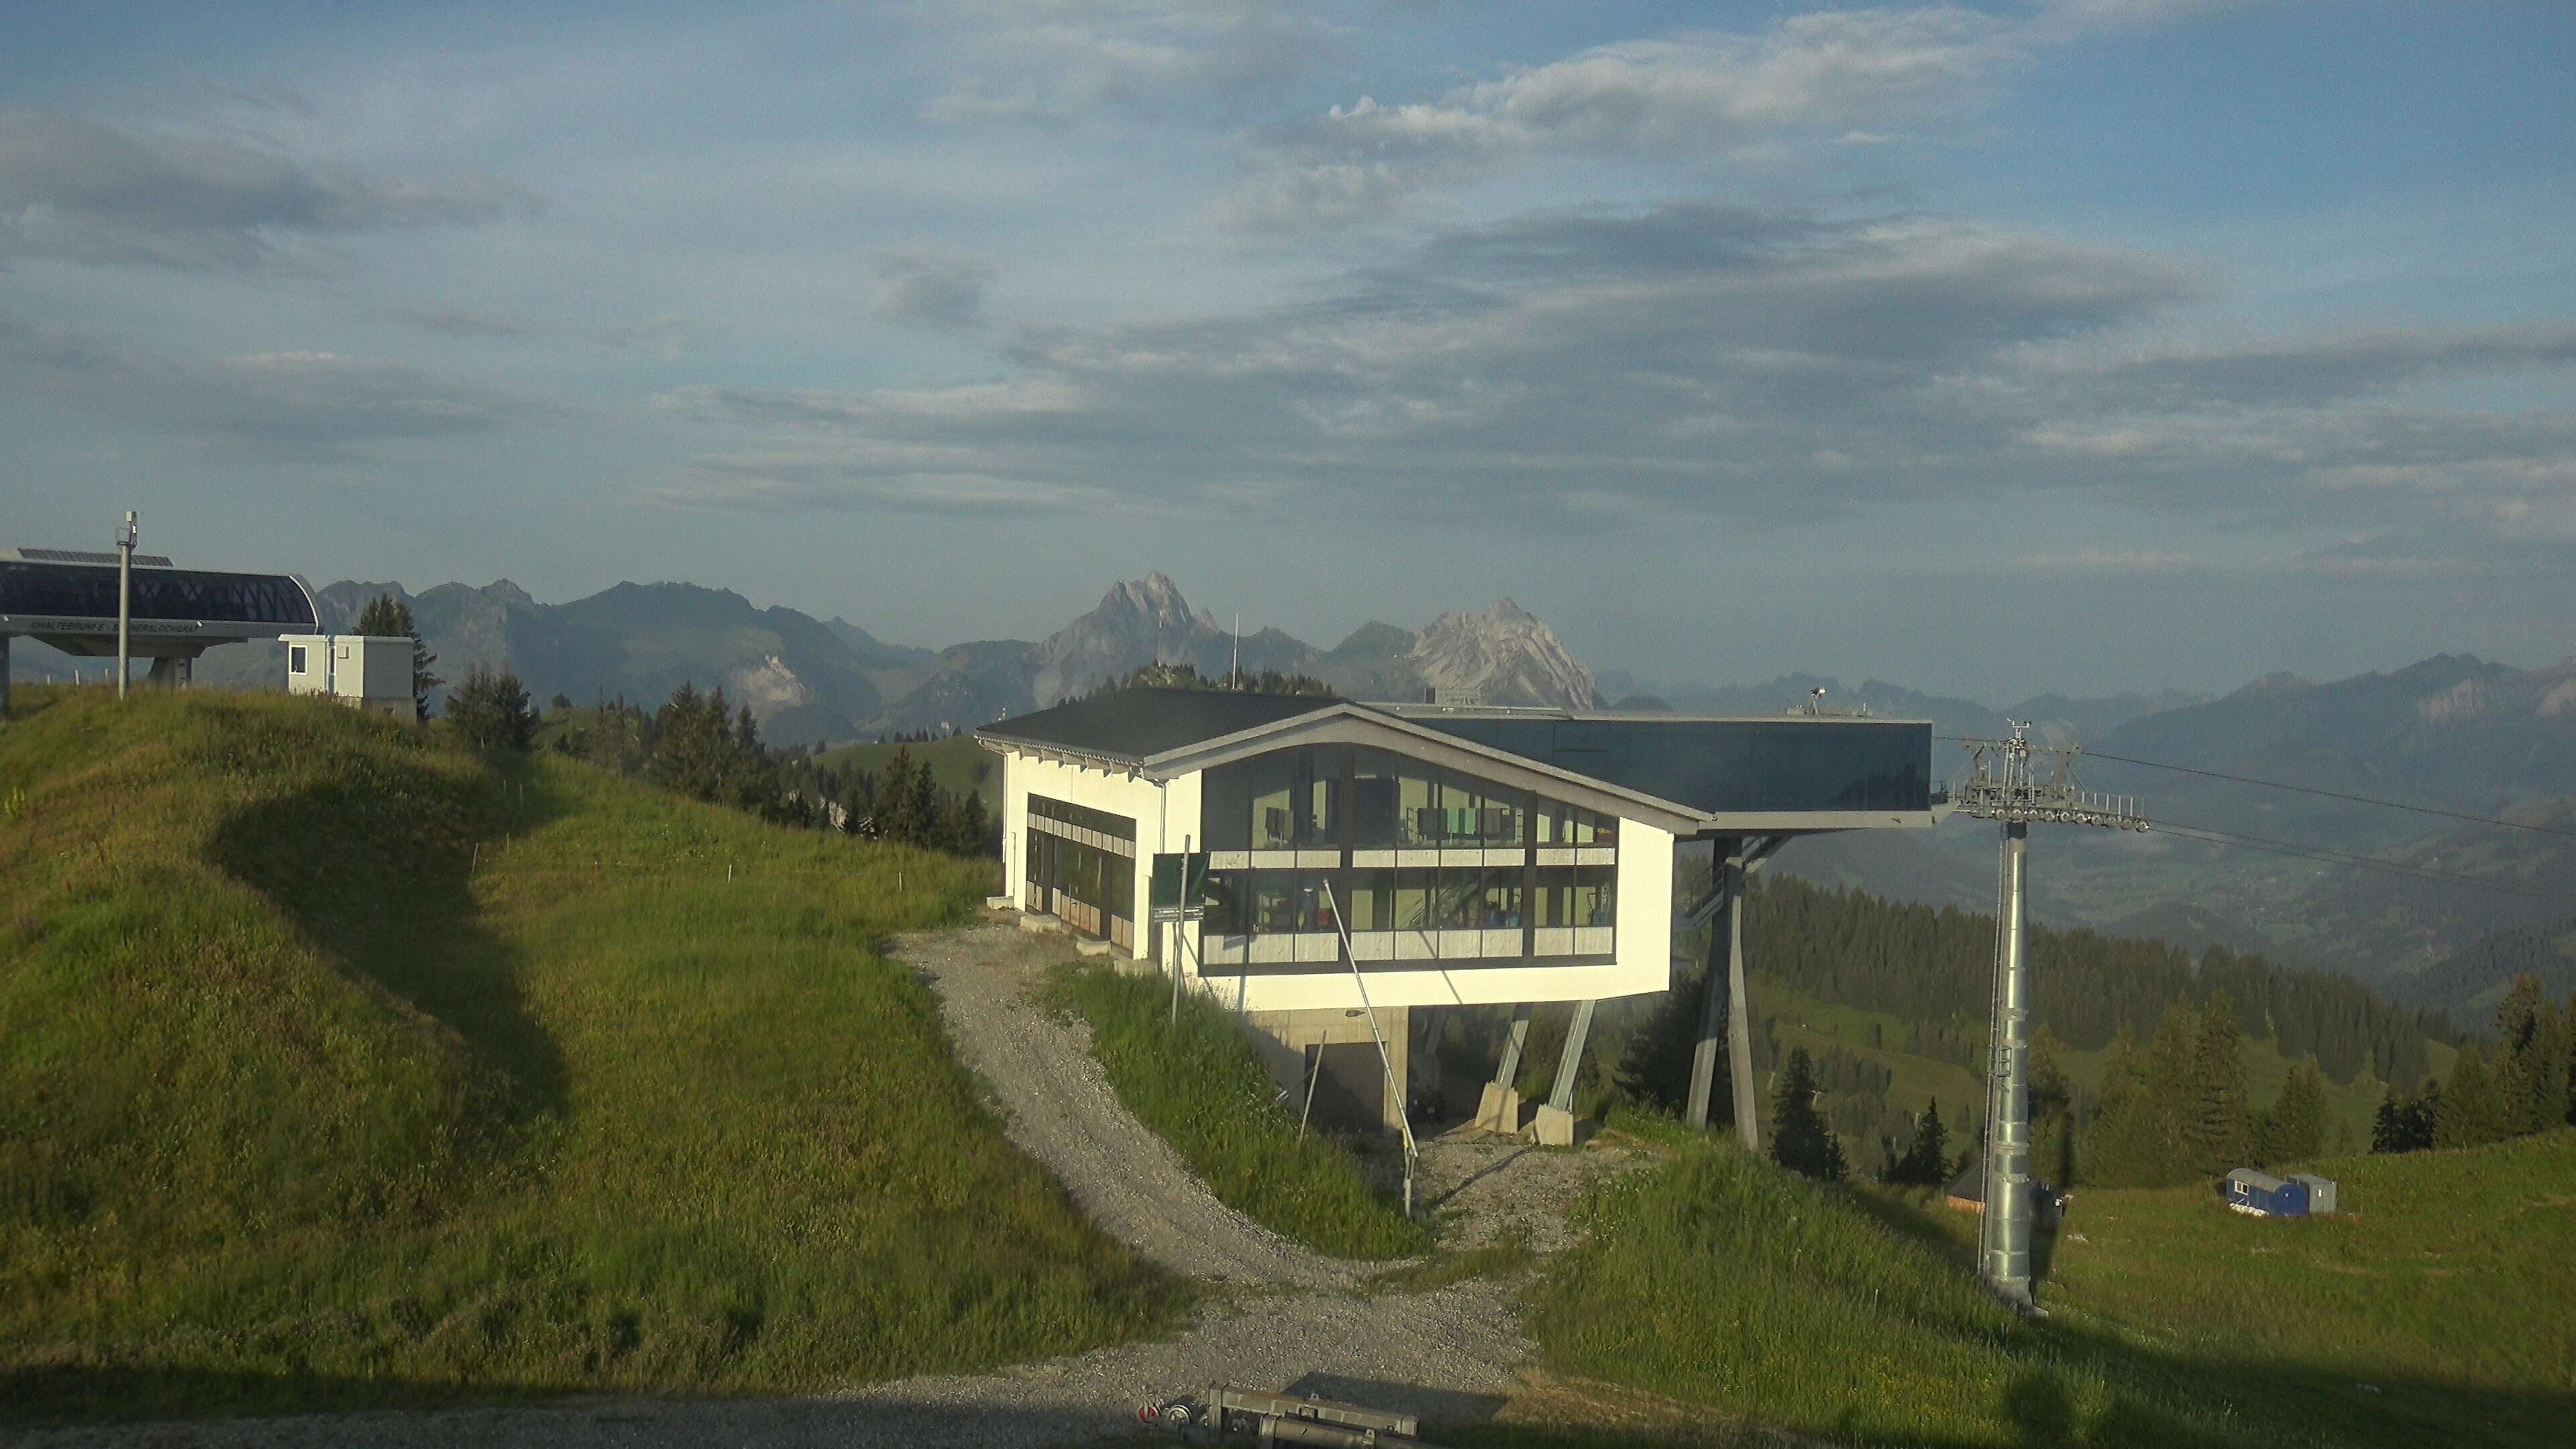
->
[2259,1058,2327,1165]
[2434,1046,2507,1150]
[1892,1097,1949,1186]
[876,747,920,845]
[447,665,537,749]
[2493,975,2571,1137]
[2185,989,2252,1175]
[1769,1047,1846,1181]
[352,592,440,720]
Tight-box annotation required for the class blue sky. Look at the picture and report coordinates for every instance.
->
[5,1,2573,701]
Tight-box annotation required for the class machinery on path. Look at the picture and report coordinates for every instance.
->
[1145,1385,1421,1446]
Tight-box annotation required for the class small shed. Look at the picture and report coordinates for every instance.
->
[2223,1168,2311,1218]
[284,634,415,720]
[1943,1157,1985,1214]
[2285,1173,2339,1216]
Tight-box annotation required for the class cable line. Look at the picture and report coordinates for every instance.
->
[2153,820,2576,904]
[2041,743,2576,841]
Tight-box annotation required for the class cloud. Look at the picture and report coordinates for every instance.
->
[869,251,998,329]
[0,307,534,457]
[659,201,2203,519]
[1232,8,2023,225]
[1227,1,2275,227]
[916,0,1333,125]
[651,196,2576,542]
[386,304,529,338]
[598,312,696,361]
[0,107,535,270]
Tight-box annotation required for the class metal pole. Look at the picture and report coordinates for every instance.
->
[1981,820,2035,1309]
[1171,835,1189,1030]
[115,510,136,700]
[1321,880,1417,1216]
[0,635,11,720]
[1685,840,1739,1130]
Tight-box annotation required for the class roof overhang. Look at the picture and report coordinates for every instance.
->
[980,700,1939,836]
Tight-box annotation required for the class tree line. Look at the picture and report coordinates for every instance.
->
[1739,874,2460,1088]
[2373,975,2575,1154]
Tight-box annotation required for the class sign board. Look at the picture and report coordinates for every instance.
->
[1149,851,1209,924]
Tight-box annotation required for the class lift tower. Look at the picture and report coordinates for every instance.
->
[1951,725,2148,1309]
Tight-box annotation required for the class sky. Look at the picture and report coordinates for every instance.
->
[5,1,2574,703]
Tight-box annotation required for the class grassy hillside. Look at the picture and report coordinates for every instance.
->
[2036,1131,2576,1444]
[814,735,998,801]
[0,686,1177,1421]
[1053,963,1425,1259]
[1530,1132,2575,1448]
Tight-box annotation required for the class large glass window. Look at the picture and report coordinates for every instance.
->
[0,563,316,627]
[1195,744,1617,966]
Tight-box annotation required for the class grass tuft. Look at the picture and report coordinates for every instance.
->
[1051,963,1427,1260]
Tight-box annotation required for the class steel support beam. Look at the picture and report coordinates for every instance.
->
[1547,999,1597,1114]
[1492,1002,1534,1087]
[1683,839,1739,1132]
[1979,820,2035,1309]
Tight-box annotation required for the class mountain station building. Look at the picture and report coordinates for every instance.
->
[0,547,319,717]
[978,688,1938,1134]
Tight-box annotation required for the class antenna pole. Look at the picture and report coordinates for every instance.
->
[115,510,137,700]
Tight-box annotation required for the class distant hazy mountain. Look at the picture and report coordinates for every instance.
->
[195,578,895,746]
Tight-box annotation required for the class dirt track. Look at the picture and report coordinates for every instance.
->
[7,921,1637,1448]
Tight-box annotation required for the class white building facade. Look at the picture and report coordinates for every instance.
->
[283,634,415,719]
[982,690,1937,1128]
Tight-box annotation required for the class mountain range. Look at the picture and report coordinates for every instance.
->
[17,567,2573,1022]
[160,571,1603,743]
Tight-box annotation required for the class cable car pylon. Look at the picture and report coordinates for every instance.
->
[1950,723,2149,1309]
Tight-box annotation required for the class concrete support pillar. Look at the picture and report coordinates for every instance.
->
[0,635,11,720]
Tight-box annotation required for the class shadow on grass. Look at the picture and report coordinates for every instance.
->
[205,755,574,1133]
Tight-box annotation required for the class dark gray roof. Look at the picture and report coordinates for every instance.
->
[1393,710,1933,815]
[981,692,1937,820]
[978,687,1338,764]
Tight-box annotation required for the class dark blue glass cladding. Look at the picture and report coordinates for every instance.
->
[1411,716,1933,814]
[0,563,317,628]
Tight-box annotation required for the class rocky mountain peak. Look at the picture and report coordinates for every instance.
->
[1409,599,1597,709]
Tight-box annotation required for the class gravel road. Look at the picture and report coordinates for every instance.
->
[8,920,1639,1449]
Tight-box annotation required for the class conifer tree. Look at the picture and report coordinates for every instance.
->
[2434,1046,2507,1150]
[1769,1047,1846,1181]
[876,747,921,845]
[352,593,440,720]
[1890,1097,1949,1186]
[2186,989,2252,1174]
[2029,1025,2076,1187]
[2493,975,2571,1137]
[2259,1058,2327,1165]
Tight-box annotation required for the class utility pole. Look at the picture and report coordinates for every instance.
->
[1951,724,2147,1310]
[115,510,137,700]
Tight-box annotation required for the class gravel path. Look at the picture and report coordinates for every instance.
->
[7,920,1640,1449]
[898,924,1360,1291]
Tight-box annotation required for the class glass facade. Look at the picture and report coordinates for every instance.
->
[1197,744,1620,973]
[1414,716,1932,814]
[1024,793,1136,951]
[0,563,317,628]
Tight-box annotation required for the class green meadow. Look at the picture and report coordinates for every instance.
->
[0,686,1179,1422]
